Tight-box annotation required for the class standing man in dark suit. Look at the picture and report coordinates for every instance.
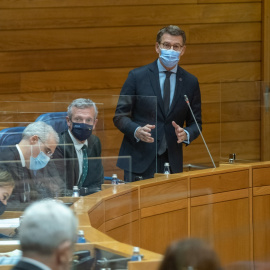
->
[114,25,202,181]
[12,199,78,270]
[54,98,104,195]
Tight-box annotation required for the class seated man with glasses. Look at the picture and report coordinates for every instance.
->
[114,25,202,181]
[0,121,65,208]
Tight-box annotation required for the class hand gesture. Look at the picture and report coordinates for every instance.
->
[172,121,187,143]
[135,124,155,143]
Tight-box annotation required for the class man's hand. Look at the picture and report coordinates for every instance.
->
[172,121,187,143]
[135,124,155,143]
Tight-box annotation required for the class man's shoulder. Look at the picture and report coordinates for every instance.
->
[130,60,157,75]
[0,146,18,160]
[178,66,198,82]
[88,134,101,147]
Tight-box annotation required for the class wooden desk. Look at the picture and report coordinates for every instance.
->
[1,161,270,269]
[82,161,270,268]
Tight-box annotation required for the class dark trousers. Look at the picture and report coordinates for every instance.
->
[124,150,169,182]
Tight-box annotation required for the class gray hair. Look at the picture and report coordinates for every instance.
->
[22,121,59,144]
[67,98,98,119]
[19,199,78,255]
[156,25,186,45]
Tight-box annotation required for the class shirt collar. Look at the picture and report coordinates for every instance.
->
[157,58,178,74]
[16,144,25,167]
[68,129,88,151]
[20,257,51,270]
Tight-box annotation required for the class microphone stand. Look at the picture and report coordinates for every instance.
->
[184,95,216,169]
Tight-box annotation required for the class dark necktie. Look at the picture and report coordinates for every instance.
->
[163,71,172,115]
[158,71,172,156]
[78,145,88,188]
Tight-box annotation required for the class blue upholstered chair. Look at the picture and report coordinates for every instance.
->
[0,126,26,150]
[35,112,68,134]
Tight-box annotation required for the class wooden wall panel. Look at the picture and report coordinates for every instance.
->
[0,0,264,171]
[0,3,261,30]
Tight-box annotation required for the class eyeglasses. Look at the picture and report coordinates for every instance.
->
[160,42,184,51]
[38,138,53,158]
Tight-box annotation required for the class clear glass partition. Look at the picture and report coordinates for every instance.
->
[183,88,219,171]
[52,93,158,180]
[220,81,266,164]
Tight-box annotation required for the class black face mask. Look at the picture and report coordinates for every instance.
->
[0,200,7,216]
[71,122,93,141]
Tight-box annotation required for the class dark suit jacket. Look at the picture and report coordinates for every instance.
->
[12,260,45,270]
[113,60,202,174]
[0,146,65,208]
[54,131,104,193]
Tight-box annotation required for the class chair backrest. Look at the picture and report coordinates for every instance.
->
[35,112,68,134]
[0,126,26,148]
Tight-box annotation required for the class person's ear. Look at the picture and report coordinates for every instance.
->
[155,42,160,54]
[180,45,186,57]
[56,241,73,270]
[66,116,72,130]
[29,135,39,145]
[93,119,98,130]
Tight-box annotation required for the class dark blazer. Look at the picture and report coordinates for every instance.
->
[0,146,65,207]
[54,131,104,193]
[113,60,202,174]
[12,260,45,270]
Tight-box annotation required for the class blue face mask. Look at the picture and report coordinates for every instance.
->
[71,122,93,141]
[159,48,181,68]
[29,141,50,171]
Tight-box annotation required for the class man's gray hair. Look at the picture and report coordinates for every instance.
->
[22,121,59,144]
[67,98,98,119]
[19,199,78,255]
[156,25,186,45]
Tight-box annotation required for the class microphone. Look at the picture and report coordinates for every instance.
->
[184,95,216,168]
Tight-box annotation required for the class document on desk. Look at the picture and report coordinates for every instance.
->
[0,218,20,228]
[0,218,20,237]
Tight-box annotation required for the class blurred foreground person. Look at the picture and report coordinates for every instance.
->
[0,169,14,216]
[159,238,221,270]
[12,199,78,270]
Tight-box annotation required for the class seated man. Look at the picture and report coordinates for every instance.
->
[12,199,78,270]
[54,98,104,195]
[0,121,65,206]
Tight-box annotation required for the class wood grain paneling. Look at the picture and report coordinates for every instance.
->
[190,169,249,197]
[88,201,105,229]
[253,194,270,263]
[140,208,188,254]
[191,198,251,265]
[105,189,139,221]
[0,3,260,30]
[0,0,264,173]
[253,167,270,186]
[140,178,188,208]
[0,42,260,73]
[106,220,140,246]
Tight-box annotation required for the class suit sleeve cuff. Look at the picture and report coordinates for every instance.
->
[183,130,190,144]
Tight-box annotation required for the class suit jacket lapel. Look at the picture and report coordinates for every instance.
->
[63,131,79,181]
[148,60,166,117]
[168,66,184,116]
